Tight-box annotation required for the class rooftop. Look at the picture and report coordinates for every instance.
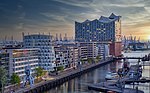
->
[76,13,121,23]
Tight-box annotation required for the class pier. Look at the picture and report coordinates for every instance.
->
[14,58,114,93]
[114,53,150,61]
[88,60,150,93]
[88,82,144,93]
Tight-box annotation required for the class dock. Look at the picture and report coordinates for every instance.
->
[88,81,144,93]
[88,62,150,93]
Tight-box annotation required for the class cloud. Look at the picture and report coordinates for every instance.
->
[0,0,150,40]
[52,0,93,7]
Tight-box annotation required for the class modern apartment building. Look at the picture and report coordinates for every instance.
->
[23,34,55,71]
[0,50,9,77]
[77,42,110,60]
[64,44,78,68]
[54,45,68,68]
[54,44,79,68]
[77,42,97,59]
[1,48,39,80]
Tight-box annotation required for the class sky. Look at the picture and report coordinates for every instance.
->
[0,0,150,41]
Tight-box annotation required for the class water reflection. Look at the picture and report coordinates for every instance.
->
[47,49,150,93]
[46,58,150,93]
[46,61,121,93]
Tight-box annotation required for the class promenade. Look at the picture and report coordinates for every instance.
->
[10,58,113,93]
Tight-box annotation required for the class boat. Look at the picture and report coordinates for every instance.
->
[105,72,118,80]
[105,60,130,80]
[126,65,142,81]
[124,48,131,53]
[88,61,148,93]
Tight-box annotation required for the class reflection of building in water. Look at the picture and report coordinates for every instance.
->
[1,48,39,80]
[107,61,118,72]
[111,61,118,71]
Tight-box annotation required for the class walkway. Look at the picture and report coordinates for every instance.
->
[7,58,113,93]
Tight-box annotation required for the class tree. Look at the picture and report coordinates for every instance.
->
[57,66,64,71]
[87,58,93,64]
[95,55,101,63]
[10,73,21,84]
[35,67,44,79]
[0,66,7,93]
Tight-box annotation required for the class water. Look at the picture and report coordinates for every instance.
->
[46,51,150,93]
[123,50,150,93]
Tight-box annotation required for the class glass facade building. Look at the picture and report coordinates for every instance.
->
[75,13,121,42]
[23,34,55,71]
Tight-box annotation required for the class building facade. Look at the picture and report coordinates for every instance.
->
[75,13,121,42]
[54,45,68,68]
[75,13,122,56]
[54,44,78,69]
[2,48,39,80]
[23,34,55,71]
[0,50,9,77]
[77,42,110,60]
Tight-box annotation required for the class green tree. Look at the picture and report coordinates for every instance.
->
[10,73,21,84]
[35,67,44,78]
[87,58,93,64]
[0,66,7,93]
[57,66,64,71]
[95,55,101,63]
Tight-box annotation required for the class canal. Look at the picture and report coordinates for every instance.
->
[46,51,150,93]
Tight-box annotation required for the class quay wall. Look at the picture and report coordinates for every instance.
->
[22,58,114,93]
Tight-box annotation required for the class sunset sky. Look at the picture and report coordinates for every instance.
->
[0,0,150,41]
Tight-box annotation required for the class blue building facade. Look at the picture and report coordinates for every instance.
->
[23,34,56,71]
[75,13,121,42]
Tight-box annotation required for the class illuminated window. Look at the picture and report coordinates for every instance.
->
[97,28,101,30]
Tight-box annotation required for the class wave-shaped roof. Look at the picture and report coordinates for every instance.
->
[99,16,112,23]
[76,13,121,23]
